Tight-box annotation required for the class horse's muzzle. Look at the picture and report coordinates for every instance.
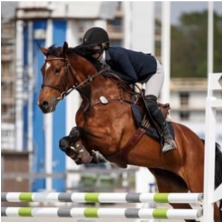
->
[38,99,57,113]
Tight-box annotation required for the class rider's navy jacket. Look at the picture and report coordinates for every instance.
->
[105,47,157,84]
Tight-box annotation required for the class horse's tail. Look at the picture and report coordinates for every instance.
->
[202,140,222,208]
[215,143,222,188]
[201,140,222,187]
[215,143,222,215]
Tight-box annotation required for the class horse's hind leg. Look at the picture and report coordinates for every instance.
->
[150,168,197,222]
[213,203,222,222]
[184,166,221,222]
[188,176,221,221]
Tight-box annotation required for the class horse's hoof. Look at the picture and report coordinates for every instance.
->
[59,136,70,152]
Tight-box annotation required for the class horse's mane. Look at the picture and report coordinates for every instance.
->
[102,70,134,93]
[72,46,102,71]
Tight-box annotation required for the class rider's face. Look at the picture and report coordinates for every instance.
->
[92,45,103,60]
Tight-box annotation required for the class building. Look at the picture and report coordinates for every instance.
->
[1,2,18,149]
[1,20,15,124]
[171,78,222,122]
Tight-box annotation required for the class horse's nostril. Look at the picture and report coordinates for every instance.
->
[41,101,49,109]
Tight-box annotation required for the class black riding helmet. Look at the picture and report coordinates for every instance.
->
[80,27,110,49]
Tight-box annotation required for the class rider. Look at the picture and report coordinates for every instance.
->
[76,27,176,154]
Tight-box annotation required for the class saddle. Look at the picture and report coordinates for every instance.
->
[131,97,175,141]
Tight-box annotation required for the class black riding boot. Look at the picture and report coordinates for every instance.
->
[144,95,176,154]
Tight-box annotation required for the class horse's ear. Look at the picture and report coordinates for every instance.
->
[59,41,69,57]
[38,43,48,56]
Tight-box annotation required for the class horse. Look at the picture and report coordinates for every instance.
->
[37,42,222,222]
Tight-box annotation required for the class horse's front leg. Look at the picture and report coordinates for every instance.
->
[59,127,93,164]
[59,127,107,165]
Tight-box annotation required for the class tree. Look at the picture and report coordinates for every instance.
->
[171,10,222,78]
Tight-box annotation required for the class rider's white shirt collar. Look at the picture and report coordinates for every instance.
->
[100,51,106,64]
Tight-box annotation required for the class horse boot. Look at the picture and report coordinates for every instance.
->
[144,95,176,154]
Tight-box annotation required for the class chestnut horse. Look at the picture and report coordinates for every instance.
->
[37,42,222,222]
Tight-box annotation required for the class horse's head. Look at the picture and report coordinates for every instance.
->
[37,42,75,113]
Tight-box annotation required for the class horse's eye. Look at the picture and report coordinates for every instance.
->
[55,68,61,73]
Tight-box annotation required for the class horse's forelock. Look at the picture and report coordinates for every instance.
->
[47,44,62,57]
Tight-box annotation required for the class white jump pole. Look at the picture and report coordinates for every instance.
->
[2,192,203,204]
[203,73,222,222]
[1,207,203,219]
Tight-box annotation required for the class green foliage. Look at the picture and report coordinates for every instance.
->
[171,10,222,78]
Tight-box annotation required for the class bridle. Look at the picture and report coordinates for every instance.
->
[41,57,108,101]
[41,58,74,100]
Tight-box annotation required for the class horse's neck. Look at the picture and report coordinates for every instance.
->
[69,54,124,100]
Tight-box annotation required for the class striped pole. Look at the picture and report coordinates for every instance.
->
[1,192,203,204]
[1,207,203,219]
